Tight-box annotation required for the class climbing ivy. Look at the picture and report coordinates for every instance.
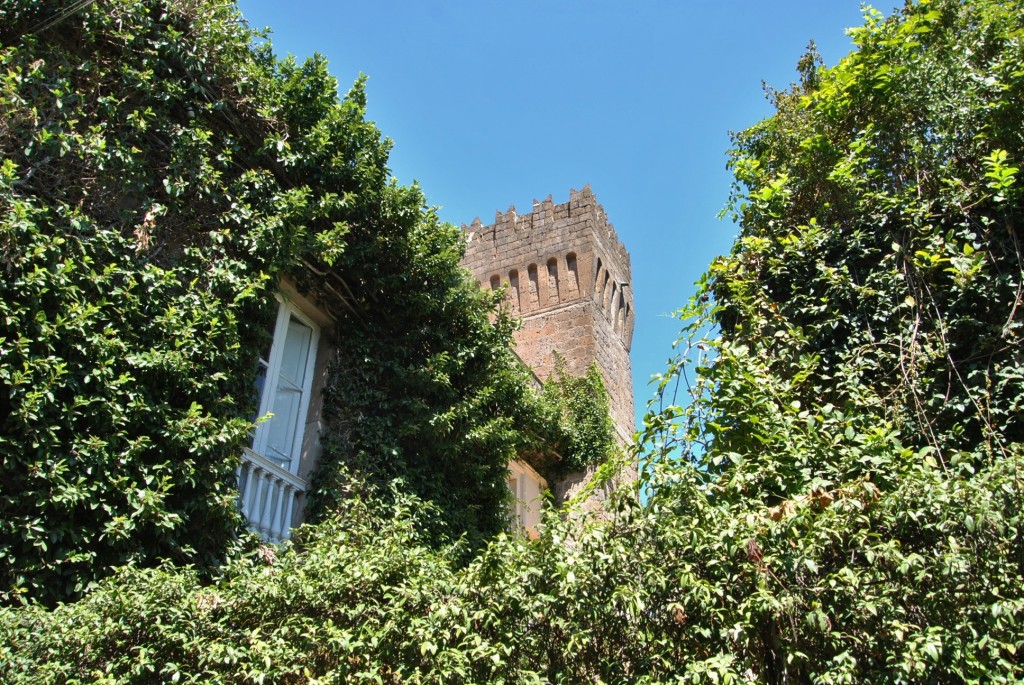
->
[0,0,286,606]
[538,356,618,477]
[0,0,540,604]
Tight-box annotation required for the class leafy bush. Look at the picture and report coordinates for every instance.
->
[2,450,1020,683]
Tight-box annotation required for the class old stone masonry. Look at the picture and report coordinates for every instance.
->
[461,185,635,445]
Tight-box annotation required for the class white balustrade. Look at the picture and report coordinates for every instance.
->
[237,448,307,542]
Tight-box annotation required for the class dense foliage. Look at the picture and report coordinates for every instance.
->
[717,0,1024,458]
[0,0,280,606]
[274,59,541,552]
[538,356,618,477]
[0,489,645,685]
[0,0,539,605]
[645,0,1024,678]
[2,0,1023,683]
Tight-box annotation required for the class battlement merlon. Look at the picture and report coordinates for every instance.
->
[567,185,631,274]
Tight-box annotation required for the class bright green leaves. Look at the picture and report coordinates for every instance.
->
[747,173,791,219]
[642,0,1024,680]
[0,1,301,605]
[984,149,1019,203]
[538,357,618,477]
[722,0,1024,458]
[0,200,258,605]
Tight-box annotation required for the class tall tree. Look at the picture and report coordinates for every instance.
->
[642,0,1024,678]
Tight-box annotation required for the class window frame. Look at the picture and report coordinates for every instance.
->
[507,459,547,538]
[252,299,321,476]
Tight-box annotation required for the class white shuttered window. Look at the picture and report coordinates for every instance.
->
[252,302,319,473]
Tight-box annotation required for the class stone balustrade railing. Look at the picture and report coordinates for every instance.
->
[237,448,306,542]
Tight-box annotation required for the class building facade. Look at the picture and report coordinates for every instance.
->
[462,185,635,509]
[240,186,635,541]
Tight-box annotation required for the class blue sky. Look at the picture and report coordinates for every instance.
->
[236,1,873,431]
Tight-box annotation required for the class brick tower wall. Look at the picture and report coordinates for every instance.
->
[461,185,635,442]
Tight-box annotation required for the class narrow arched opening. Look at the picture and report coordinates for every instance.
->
[526,263,539,310]
[508,269,521,311]
[546,258,559,305]
[566,252,579,298]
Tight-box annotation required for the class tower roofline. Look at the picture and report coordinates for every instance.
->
[462,185,630,272]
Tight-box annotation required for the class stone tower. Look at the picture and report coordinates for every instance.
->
[461,185,635,443]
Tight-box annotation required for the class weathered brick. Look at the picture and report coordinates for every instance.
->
[461,186,634,442]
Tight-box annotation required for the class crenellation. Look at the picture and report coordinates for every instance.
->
[461,186,635,445]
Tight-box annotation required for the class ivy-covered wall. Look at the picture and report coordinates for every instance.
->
[0,0,547,605]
